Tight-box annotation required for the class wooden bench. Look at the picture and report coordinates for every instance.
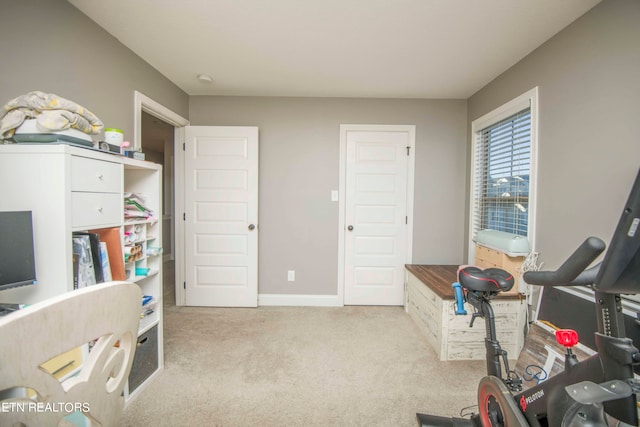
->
[404,265,527,361]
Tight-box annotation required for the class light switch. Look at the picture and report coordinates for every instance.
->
[331,190,339,202]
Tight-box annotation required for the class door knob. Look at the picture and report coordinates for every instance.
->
[347,225,354,231]
[248,224,256,231]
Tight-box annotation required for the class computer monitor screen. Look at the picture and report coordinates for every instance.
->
[595,168,640,294]
[0,211,37,291]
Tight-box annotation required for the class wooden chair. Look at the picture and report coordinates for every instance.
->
[0,281,142,427]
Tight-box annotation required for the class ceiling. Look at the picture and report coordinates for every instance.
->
[68,0,600,99]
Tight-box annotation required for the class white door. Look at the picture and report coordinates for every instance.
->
[184,126,259,307]
[342,126,414,305]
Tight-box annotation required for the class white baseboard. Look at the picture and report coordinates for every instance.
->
[258,293,342,307]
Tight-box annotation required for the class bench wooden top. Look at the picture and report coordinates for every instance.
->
[405,264,520,300]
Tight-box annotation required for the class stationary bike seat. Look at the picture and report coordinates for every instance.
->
[458,267,514,293]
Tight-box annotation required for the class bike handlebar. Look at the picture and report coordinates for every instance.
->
[523,237,606,287]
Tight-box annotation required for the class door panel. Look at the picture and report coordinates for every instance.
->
[344,128,412,305]
[184,126,258,307]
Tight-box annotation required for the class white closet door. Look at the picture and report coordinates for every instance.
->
[343,126,413,305]
[184,126,258,307]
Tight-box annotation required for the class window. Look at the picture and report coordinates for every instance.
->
[475,109,531,236]
[469,88,538,253]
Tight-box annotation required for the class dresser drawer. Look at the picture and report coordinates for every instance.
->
[475,244,502,265]
[71,156,122,193]
[475,258,499,270]
[72,192,122,228]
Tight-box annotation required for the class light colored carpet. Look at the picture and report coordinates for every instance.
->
[121,264,485,426]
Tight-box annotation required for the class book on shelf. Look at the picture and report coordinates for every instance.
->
[72,227,126,287]
[99,242,112,282]
[88,233,103,283]
[88,227,126,281]
[71,233,97,289]
[72,253,79,290]
[72,232,104,284]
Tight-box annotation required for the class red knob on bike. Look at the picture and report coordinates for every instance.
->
[555,329,579,348]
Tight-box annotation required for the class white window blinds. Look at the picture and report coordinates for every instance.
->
[472,107,532,239]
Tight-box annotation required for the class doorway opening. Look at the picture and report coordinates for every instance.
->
[134,91,189,305]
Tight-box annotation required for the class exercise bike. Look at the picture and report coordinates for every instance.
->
[417,168,640,427]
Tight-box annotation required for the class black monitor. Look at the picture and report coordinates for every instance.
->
[0,211,37,291]
[595,168,640,294]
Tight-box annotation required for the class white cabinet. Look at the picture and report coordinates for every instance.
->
[0,144,163,402]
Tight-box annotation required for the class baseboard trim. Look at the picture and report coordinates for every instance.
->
[258,293,343,307]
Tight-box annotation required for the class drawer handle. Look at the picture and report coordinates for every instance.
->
[97,173,104,180]
[137,336,149,347]
[97,207,103,213]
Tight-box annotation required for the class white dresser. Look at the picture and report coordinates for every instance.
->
[0,143,163,402]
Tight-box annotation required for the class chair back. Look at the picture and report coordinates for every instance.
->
[0,281,141,427]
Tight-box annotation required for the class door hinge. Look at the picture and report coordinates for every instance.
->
[406,146,411,156]
[183,281,186,290]
[183,142,186,151]
[406,216,408,224]
[183,212,186,221]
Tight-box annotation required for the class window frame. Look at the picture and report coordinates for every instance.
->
[468,87,539,262]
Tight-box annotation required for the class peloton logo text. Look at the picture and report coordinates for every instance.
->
[520,390,544,412]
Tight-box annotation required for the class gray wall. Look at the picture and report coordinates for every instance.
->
[7,0,637,299]
[1,0,468,299]
[467,0,640,269]
[190,97,467,295]
[0,0,189,141]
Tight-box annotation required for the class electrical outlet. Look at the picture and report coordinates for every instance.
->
[287,270,295,282]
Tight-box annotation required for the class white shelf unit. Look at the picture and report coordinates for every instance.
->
[121,157,164,401]
[0,144,163,403]
[123,218,161,333]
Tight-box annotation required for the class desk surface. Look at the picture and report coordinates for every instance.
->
[405,264,520,300]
